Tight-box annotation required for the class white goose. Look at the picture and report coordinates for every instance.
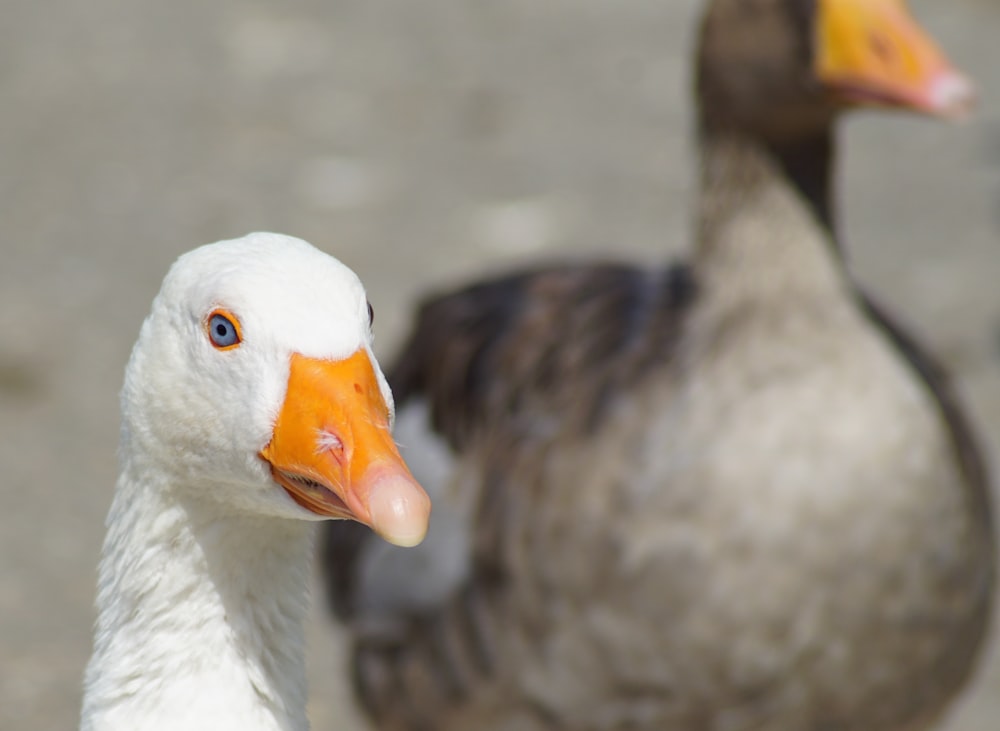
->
[80,232,431,731]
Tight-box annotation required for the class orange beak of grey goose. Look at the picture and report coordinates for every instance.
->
[815,0,974,118]
[260,350,430,548]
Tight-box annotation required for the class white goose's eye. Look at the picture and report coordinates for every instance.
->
[367,301,374,327]
[206,310,242,350]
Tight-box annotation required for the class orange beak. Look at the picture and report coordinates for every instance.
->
[815,0,974,118]
[260,350,430,547]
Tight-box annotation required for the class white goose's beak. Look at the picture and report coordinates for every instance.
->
[260,350,430,547]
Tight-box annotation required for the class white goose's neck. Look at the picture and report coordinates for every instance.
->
[82,454,315,731]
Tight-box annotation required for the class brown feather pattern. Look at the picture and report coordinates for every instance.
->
[321,0,994,727]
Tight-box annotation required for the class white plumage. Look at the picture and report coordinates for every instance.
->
[81,232,430,731]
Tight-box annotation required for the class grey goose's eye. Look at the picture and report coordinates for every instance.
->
[207,310,242,349]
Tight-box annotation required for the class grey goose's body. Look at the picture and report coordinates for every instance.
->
[323,1,994,729]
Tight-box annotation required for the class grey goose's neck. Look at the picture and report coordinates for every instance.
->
[693,126,850,313]
[769,132,837,238]
[82,457,314,730]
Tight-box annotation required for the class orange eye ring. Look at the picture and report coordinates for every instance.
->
[205,308,243,350]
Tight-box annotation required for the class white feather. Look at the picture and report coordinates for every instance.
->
[81,232,388,731]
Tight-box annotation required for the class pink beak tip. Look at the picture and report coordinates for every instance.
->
[368,471,431,548]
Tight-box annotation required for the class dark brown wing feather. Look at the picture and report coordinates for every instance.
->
[390,261,697,448]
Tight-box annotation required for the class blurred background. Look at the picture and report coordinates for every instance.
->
[0,0,997,728]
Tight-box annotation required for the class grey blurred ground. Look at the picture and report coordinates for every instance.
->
[0,0,997,729]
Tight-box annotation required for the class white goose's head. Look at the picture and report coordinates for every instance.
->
[120,232,429,546]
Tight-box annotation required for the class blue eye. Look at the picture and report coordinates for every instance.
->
[207,311,241,349]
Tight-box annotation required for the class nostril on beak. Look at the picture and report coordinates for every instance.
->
[317,430,344,454]
[868,32,894,65]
